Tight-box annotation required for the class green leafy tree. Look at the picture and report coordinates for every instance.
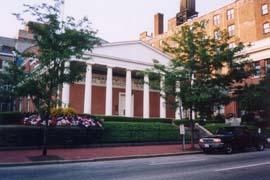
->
[14,0,100,155]
[0,61,27,111]
[150,21,252,148]
[238,74,270,126]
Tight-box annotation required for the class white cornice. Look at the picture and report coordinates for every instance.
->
[93,40,172,60]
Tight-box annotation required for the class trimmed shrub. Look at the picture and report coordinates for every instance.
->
[204,123,231,134]
[100,122,180,143]
[0,122,184,147]
[0,125,104,147]
[79,114,173,124]
[173,118,201,127]
[0,112,24,125]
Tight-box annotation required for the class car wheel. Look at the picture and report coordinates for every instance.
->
[224,144,233,154]
[256,142,265,151]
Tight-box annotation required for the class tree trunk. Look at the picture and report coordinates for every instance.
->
[42,118,48,156]
[190,106,195,149]
[42,100,51,156]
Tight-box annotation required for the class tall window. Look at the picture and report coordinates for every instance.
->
[228,24,235,37]
[213,15,220,25]
[214,31,221,40]
[263,23,270,34]
[227,9,234,20]
[254,61,261,77]
[262,4,269,15]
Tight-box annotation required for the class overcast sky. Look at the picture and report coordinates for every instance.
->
[0,0,234,42]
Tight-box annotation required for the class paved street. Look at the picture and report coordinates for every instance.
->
[0,149,269,180]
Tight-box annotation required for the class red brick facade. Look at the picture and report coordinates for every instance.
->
[68,84,176,118]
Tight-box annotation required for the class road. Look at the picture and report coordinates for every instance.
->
[0,149,270,180]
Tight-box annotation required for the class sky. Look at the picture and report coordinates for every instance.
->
[0,0,235,42]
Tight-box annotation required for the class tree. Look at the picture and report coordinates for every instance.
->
[238,74,270,126]
[14,0,100,156]
[149,21,252,148]
[0,61,27,111]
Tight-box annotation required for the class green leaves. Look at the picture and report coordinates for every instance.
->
[13,0,100,116]
[150,20,251,119]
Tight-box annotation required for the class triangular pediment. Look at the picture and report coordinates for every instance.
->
[91,40,171,65]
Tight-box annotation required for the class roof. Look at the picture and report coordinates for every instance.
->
[0,36,16,48]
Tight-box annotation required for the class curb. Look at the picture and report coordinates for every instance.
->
[0,151,202,168]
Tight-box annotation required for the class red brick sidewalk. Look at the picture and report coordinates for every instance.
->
[0,144,200,164]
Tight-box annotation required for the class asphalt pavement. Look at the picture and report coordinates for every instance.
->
[0,149,269,180]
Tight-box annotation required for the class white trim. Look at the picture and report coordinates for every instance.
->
[93,40,172,59]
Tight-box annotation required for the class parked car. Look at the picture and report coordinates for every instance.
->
[199,126,267,154]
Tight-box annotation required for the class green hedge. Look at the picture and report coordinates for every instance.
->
[0,125,104,147]
[173,119,201,127]
[0,112,24,125]
[80,114,173,124]
[0,122,184,147]
[100,122,180,143]
[204,123,231,134]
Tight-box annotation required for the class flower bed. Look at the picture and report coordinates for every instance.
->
[23,115,103,128]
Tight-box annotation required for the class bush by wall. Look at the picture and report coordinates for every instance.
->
[0,125,103,147]
[100,122,180,143]
[80,114,173,124]
[173,119,201,127]
[0,122,183,147]
[0,112,24,125]
[203,123,231,134]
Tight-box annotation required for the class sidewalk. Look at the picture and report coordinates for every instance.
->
[0,144,200,167]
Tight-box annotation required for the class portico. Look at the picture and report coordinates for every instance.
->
[61,40,177,118]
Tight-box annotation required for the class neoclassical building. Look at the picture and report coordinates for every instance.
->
[15,0,270,119]
[60,40,177,118]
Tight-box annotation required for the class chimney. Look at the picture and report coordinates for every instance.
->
[154,13,164,36]
[180,0,196,12]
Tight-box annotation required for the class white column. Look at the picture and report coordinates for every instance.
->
[84,64,92,114]
[160,75,166,118]
[175,81,183,119]
[62,84,70,107]
[27,95,30,112]
[125,69,132,117]
[105,66,113,115]
[19,97,23,112]
[62,61,70,107]
[143,74,150,118]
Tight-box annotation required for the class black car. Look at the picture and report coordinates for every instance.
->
[199,126,267,154]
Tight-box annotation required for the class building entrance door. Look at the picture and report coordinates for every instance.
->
[119,92,134,116]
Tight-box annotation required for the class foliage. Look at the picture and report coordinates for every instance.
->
[204,123,231,134]
[237,75,270,121]
[0,112,24,125]
[173,118,200,127]
[13,0,100,155]
[0,61,27,111]
[51,107,76,117]
[0,122,184,147]
[98,122,181,143]
[149,20,252,120]
[13,0,100,118]
[79,114,173,124]
[0,125,103,147]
